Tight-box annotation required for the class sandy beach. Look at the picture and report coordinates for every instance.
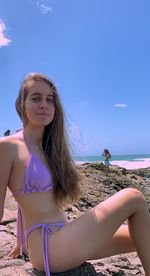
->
[76,158,150,170]
[111,158,150,170]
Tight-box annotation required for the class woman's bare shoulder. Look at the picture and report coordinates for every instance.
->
[0,133,23,158]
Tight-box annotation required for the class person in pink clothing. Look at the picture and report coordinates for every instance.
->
[0,73,150,276]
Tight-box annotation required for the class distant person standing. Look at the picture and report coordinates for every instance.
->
[102,149,111,168]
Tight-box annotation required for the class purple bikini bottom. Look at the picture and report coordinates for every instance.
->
[25,222,65,276]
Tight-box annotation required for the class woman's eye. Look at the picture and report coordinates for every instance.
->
[46,98,54,103]
[31,97,41,102]
[30,97,54,104]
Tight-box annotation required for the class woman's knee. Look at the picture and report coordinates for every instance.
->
[124,188,144,199]
[94,188,146,221]
[123,188,145,207]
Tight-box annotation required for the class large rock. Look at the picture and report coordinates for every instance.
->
[1,163,149,275]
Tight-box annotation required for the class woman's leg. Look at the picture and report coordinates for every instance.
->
[91,188,150,274]
[29,188,150,275]
[90,224,135,259]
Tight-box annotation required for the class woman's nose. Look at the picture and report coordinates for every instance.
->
[40,99,47,109]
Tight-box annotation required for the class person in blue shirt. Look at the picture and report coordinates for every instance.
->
[102,149,111,167]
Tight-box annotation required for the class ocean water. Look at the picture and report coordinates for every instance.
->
[75,154,150,163]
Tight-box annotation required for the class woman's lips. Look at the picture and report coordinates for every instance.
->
[37,113,50,116]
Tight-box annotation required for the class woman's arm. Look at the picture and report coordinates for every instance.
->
[0,139,14,221]
[8,206,28,258]
[0,138,28,258]
[7,238,28,259]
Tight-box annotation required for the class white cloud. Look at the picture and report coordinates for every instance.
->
[39,3,52,14]
[0,19,11,47]
[113,103,127,108]
[31,0,52,14]
[79,101,88,105]
[28,0,52,14]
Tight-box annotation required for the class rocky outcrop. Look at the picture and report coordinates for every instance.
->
[1,162,149,275]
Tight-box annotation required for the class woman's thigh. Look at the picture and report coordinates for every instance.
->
[29,188,143,272]
[90,224,135,260]
[47,188,143,272]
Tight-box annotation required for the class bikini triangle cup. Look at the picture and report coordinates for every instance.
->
[13,131,53,195]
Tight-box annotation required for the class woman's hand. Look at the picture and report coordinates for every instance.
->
[7,244,20,259]
[6,243,28,259]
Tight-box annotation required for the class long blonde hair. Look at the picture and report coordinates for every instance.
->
[15,73,81,207]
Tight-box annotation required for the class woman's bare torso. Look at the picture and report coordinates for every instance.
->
[7,132,68,230]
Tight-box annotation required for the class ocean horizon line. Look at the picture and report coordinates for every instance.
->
[74,153,150,170]
[75,153,150,161]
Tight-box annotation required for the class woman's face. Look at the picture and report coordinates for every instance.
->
[24,80,55,127]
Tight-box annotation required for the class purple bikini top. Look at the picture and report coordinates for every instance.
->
[13,133,54,256]
[13,139,53,195]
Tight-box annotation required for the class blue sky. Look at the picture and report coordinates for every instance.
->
[0,0,150,156]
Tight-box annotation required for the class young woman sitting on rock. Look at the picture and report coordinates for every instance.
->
[0,73,150,276]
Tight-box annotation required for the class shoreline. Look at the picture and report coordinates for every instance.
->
[110,160,150,170]
[76,160,150,170]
